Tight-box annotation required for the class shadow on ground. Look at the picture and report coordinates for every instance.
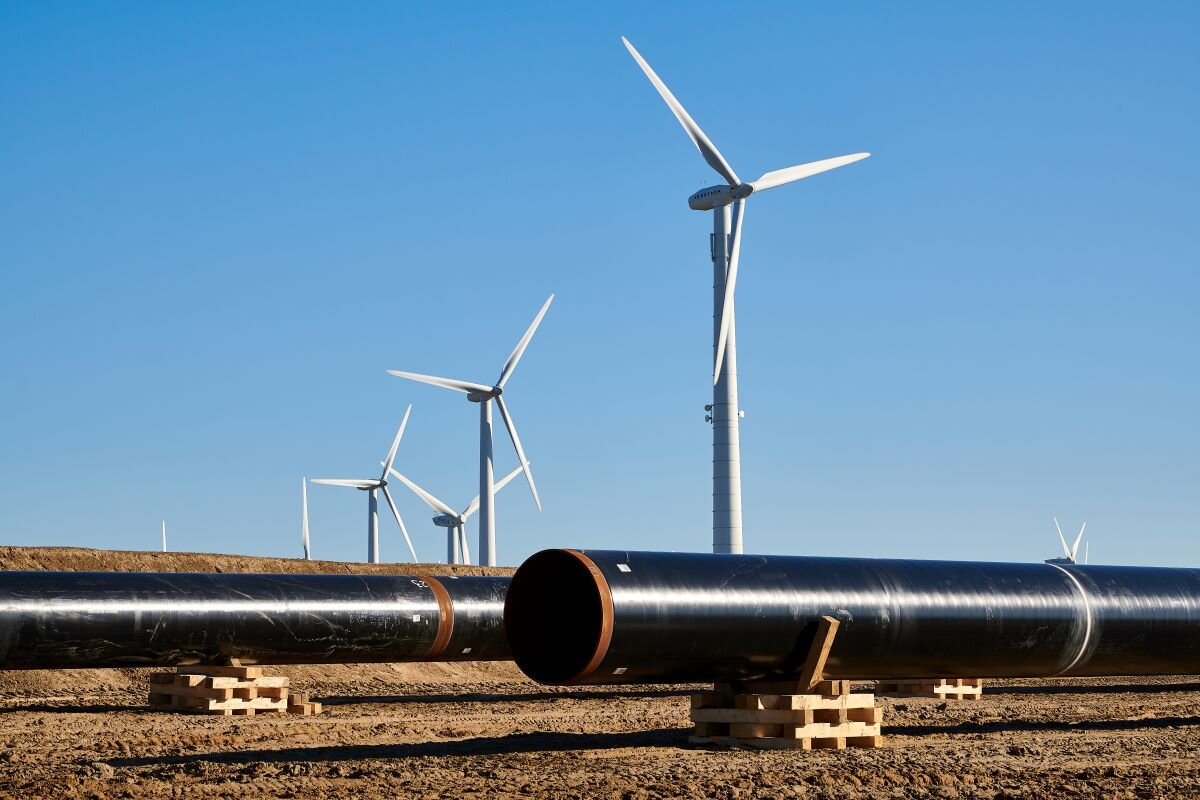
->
[891,715,1200,737]
[108,727,690,768]
[0,703,144,715]
[986,682,1200,696]
[320,687,692,707]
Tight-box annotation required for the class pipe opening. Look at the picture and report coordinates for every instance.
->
[503,549,609,684]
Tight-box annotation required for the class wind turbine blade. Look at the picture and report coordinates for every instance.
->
[301,478,310,560]
[384,466,457,517]
[1053,516,1072,560]
[380,404,412,480]
[713,199,745,384]
[495,396,541,511]
[461,464,526,521]
[385,370,493,395]
[1084,541,1089,565]
[495,463,526,493]
[381,486,418,563]
[310,478,379,488]
[459,525,471,566]
[497,295,554,389]
[1071,522,1087,562]
[621,37,741,187]
[750,153,871,193]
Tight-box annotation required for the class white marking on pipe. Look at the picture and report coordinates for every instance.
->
[1047,564,1094,675]
[617,564,631,573]
[613,667,627,674]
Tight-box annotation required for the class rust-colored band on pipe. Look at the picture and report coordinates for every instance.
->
[502,548,614,685]
[562,549,614,684]
[422,575,455,661]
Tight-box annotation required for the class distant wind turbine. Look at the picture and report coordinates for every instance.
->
[310,406,417,564]
[161,520,167,553]
[388,295,552,566]
[621,37,869,555]
[387,464,526,565]
[1047,516,1087,565]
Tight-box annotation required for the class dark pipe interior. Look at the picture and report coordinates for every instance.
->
[503,550,604,684]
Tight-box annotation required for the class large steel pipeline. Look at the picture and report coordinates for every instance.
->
[503,549,1200,685]
[0,571,510,669]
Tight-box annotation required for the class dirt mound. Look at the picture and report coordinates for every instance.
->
[0,545,515,576]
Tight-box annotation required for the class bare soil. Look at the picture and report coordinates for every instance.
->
[2,547,1198,799]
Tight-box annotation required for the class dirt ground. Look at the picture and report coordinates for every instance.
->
[2,548,1199,799]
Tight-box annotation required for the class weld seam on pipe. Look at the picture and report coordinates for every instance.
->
[1047,564,1095,676]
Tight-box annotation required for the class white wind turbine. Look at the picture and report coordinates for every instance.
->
[1049,516,1088,565]
[622,37,869,554]
[310,405,418,564]
[161,521,167,553]
[387,295,552,567]
[386,464,525,565]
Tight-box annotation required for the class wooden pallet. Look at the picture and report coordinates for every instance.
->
[688,616,883,751]
[876,678,984,700]
[148,665,322,716]
[689,679,883,750]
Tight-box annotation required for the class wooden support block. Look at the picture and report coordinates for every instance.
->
[692,721,728,737]
[847,735,883,748]
[690,687,881,752]
[813,707,848,726]
[811,736,846,750]
[877,678,983,700]
[848,706,883,725]
[813,679,850,697]
[730,722,782,738]
[151,683,235,701]
[798,617,840,691]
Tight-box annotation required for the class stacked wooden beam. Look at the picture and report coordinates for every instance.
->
[876,677,984,700]
[148,665,321,716]
[689,679,883,750]
[284,691,323,716]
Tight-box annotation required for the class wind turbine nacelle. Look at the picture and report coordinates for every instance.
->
[688,184,734,211]
[432,514,458,528]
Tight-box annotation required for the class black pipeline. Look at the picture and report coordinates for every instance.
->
[503,549,1200,685]
[0,571,510,669]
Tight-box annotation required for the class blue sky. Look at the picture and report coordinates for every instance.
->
[1,2,1196,567]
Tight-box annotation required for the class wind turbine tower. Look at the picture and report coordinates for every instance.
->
[622,37,869,554]
[388,295,552,566]
[301,478,311,560]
